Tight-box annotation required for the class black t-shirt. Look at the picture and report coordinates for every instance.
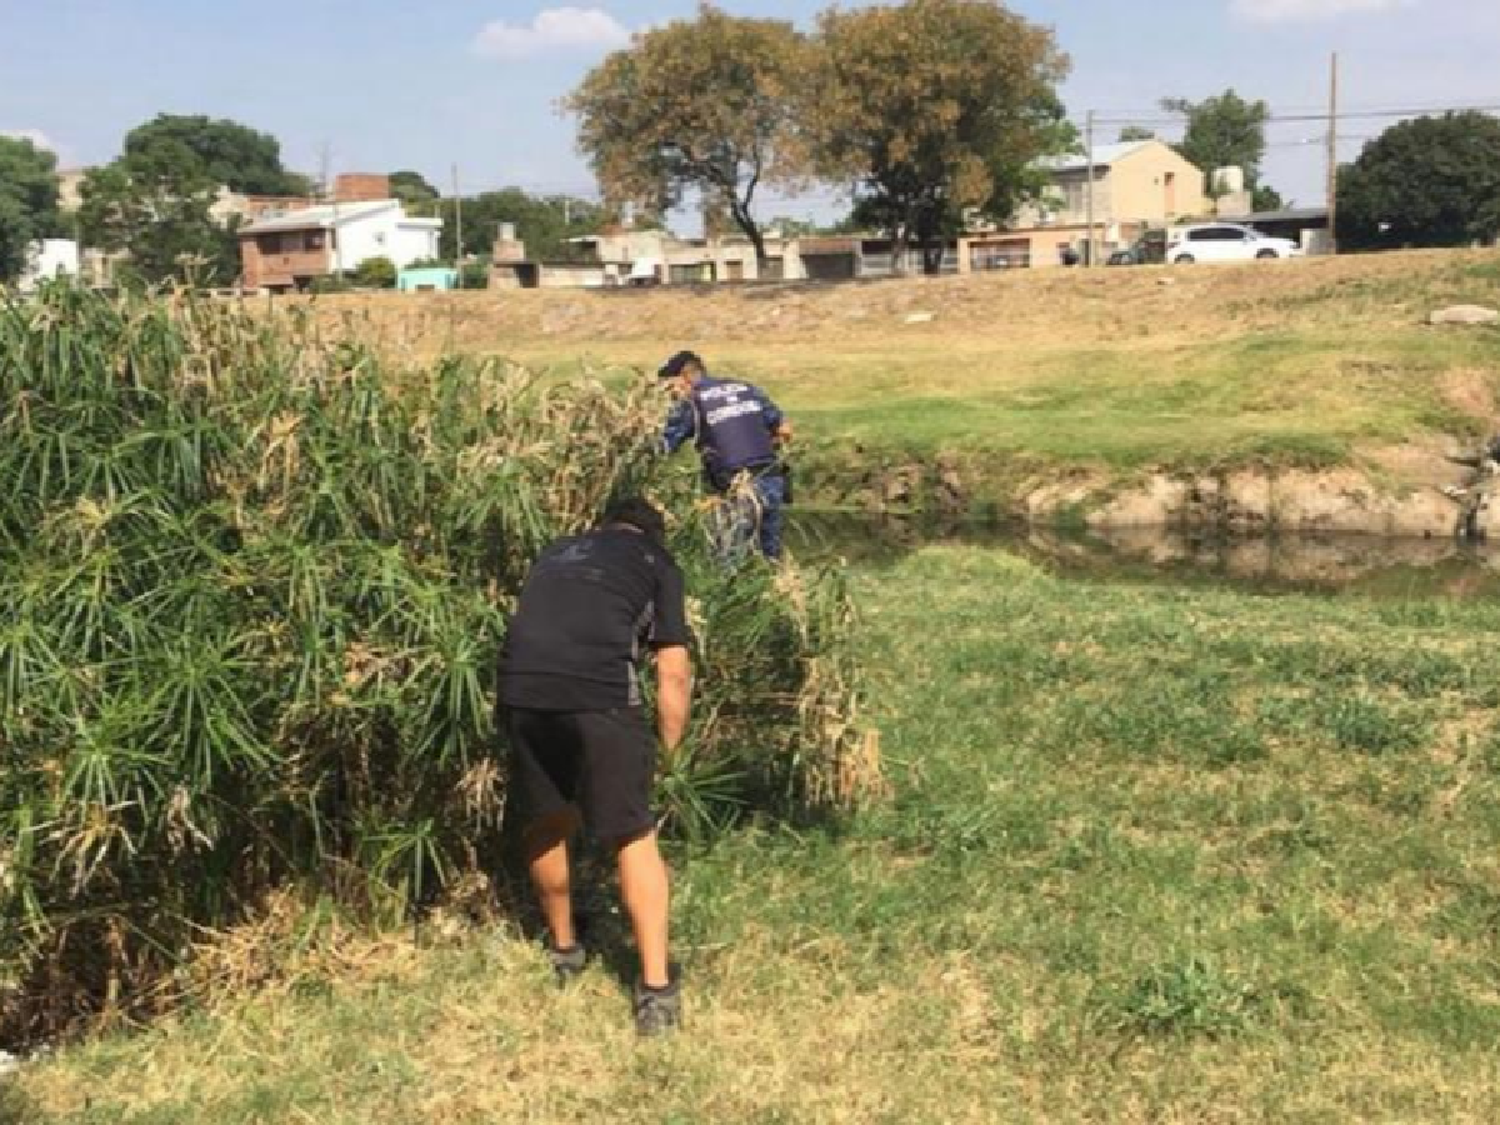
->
[500,528,691,711]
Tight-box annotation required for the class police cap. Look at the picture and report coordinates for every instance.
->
[657,350,703,379]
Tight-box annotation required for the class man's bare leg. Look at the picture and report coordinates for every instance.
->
[615,829,670,988]
[525,809,580,950]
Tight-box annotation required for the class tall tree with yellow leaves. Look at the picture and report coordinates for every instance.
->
[809,0,1071,273]
[567,3,811,265]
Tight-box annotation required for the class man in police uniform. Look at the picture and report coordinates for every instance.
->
[1444,433,1500,540]
[658,351,793,560]
[499,497,692,1036]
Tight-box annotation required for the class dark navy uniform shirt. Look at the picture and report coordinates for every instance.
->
[662,375,784,490]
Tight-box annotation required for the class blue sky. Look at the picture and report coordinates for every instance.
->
[3,0,1498,223]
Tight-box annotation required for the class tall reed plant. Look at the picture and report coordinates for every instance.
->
[0,284,880,1044]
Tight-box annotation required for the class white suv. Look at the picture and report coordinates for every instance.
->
[1168,223,1303,264]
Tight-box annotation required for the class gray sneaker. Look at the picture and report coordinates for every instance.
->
[546,941,587,985]
[633,978,682,1037]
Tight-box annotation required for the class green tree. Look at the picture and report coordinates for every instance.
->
[568,3,811,264]
[1161,90,1270,192]
[1118,125,1157,142]
[124,114,309,196]
[1251,184,1285,212]
[390,170,440,214]
[809,0,1071,274]
[0,135,61,283]
[1339,112,1500,251]
[78,142,238,286]
[438,188,603,262]
[351,255,397,289]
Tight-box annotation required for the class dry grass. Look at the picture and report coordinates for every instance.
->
[297,249,1498,356]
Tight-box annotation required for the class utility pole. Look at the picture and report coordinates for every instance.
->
[1085,110,1097,266]
[1326,52,1340,254]
[452,163,464,289]
[321,143,343,278]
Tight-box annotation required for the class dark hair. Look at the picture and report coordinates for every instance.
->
[657,350,703,379]
[599,496,666,543]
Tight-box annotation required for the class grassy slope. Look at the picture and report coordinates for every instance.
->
[320,251,1500,481]
[16,549,1500,1122]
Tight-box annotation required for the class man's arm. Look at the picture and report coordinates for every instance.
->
[755,386,792,448]
[654,645,692,751]
[662,399,696,455]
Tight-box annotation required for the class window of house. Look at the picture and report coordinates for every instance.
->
[305,231,326,251]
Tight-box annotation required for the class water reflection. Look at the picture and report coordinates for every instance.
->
[787,512,1500,599]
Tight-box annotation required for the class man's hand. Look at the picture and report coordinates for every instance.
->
[774,421,793,447]
[654,645,692,751]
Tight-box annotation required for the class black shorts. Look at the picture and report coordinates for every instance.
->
[506,706,657,843]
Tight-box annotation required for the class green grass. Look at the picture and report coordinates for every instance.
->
[509,311,1500,512]
[17,546,1500,1122]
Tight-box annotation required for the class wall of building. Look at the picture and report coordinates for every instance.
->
[334,212,440,271]
[1110,148,1210,224]
[19,239,80,291]
[241,239,331,290]
[335,174,392,204]
[539,264,609,288]
[962,221,1148,269]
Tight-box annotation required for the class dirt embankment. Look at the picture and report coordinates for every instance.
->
[817,440,1488,538]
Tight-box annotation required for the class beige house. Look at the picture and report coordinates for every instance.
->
[973,140,1209,268]
[492,227,809,289]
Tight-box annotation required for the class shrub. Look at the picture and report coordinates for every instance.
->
[351,255,397,289]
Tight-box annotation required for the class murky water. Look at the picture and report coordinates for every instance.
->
[788,512,1500,600]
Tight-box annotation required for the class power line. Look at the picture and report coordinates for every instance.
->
[1078,100,1500,128]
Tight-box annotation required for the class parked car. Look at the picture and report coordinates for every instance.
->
[1168,223,1303,264]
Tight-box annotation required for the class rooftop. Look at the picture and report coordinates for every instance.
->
[240,200,441,234]
[1037,140,1156,174]
[1218,206,1331,224]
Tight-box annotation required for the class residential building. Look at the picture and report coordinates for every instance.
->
[797,236,961,280]
[56,168,89,212]
[987,140,1211,267]
[18,239,80,291]
[398,266,459,292]
[492,227,811,289]
[238,177,442,292]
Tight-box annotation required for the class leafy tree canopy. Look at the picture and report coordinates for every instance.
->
[1161,90,1270,191]
[78,139,237,287]
[810,0,1071,273]
[1339,111,1500,250]
[438,188,604,263]
[124,114,310,196]
[390,170,440,214]
[567,2,811,263]
[0,135,61,283]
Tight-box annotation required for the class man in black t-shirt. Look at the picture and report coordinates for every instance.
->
[499,497,692,1036]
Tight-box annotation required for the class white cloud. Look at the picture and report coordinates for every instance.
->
[2,128,56,152]
[473,7,632,60]
[1231,0,1409,21]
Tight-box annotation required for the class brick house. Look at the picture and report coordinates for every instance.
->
[237,174,442,291]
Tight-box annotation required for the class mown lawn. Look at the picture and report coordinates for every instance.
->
[13,547,1500,1122]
